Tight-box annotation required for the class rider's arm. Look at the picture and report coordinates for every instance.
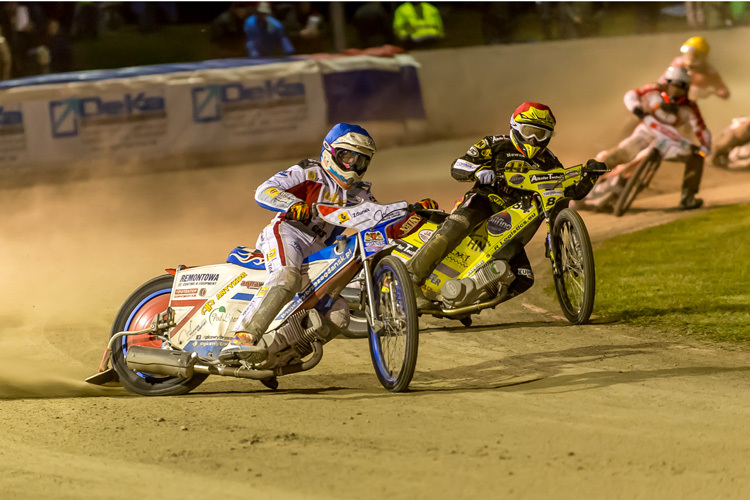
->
[451,136,494,182]
[564,159,605,200]
[254,165,308,213]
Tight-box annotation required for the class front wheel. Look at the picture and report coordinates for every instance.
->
[551,209,596,325]
[110,275,208,396]
[613,150,661,217]
[367,256,419,392]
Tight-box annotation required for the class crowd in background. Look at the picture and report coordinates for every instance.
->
[0,2,748,81]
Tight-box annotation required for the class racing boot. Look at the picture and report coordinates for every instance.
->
[678,192,703,210]
[219,286,295,364]
[679,155,704,210]
[406,214,471,310]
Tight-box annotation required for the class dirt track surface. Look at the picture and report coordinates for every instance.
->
[3,41,750,500]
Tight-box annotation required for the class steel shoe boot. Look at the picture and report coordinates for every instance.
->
[219,331,268,364]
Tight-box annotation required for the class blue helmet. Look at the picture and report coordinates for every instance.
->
[321,123,376,189]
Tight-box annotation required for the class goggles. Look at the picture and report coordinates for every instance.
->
[333,147,371,174]
[515,123,553,142]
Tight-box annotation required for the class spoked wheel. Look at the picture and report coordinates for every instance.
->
[613,150,662,217]
[551,209,596,325]
[367,256,419,392]
[110,275,208,396]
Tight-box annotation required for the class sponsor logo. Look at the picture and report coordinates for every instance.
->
[201,300,215,315]
[418,229,434,242]
[487,211,513,235]
[241,280,264,289]
[179,273,220,285]
[307,170,316,181]
[517,267,534,278]
[566,169,580,178]
[0,105,24,134]
[351,208,371,218]
[264,187,280,198]
[191,78,305,123]
[338,212,350,223]
[267,249,276,259]
[530,173,565,183]
[395,240,417,258]
[364,230,386,250]
[542,190,563,197]
[199,288,207,297]
[364,231,384,243]
[49,92,165,138]
[467,234,488,252]
[509,174,525,184]
[208,306,234,326]
[505,160,529,172]
[175,288,199,298]
[399,213,422,234]
[216,272,248,300]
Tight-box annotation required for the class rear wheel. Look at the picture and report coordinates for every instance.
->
[551,209,595,325]
[367,256,419,392]
[613,150,661,217]
[110,275,208,396]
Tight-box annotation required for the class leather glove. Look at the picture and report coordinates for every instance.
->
[475,169,495,184]
[584,159,609,173]
[632,107,646,120]
[416,198,439,210]
[286,202,311,222]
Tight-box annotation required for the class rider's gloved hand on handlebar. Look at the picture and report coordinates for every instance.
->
[415,198,439,210]
[286,202,312,222]
[698,146,711,157]
[475,168,495,184]
[583,159,609,174]
[632,107,646,120]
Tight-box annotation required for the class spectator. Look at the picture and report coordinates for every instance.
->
[352,2,392,48]
[0,26,10,80]
[558,2,602,39]
[393,2,444,50]
[244,2,294,58]
[282,2,327,54]
[209,2,251,59]
[47,19,73,73]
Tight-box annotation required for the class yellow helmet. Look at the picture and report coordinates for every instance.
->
[680,36,709,56]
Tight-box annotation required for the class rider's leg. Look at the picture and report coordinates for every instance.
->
[679,153,705,210]
[406,194,492,309]
[220,222,310,362]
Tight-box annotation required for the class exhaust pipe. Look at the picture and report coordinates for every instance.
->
[125,342,325,381]
[126,345,198,378]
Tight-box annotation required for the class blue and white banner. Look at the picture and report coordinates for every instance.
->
[0,55,424,172]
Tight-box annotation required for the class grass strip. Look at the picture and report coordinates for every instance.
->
[593,203,750,342]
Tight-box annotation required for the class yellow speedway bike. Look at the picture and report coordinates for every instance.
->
[363,161,609,327]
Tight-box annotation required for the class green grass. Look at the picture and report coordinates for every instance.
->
[592,203,750,342]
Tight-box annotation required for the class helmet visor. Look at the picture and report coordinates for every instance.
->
[516,124,553,142]
[334,148,371,174]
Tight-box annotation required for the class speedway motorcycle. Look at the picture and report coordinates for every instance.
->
[86,200,419,396]
[347,161,608,327]
[580,115,704,216]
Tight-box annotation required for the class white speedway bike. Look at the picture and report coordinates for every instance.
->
[86,200,419,395]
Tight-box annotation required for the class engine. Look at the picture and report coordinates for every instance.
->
[440,260,516,308]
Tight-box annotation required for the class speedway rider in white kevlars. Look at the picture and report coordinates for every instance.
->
[579,66,711,211]
[219,123,379,363]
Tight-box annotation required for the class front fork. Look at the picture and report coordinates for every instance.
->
[358,237,385,334]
